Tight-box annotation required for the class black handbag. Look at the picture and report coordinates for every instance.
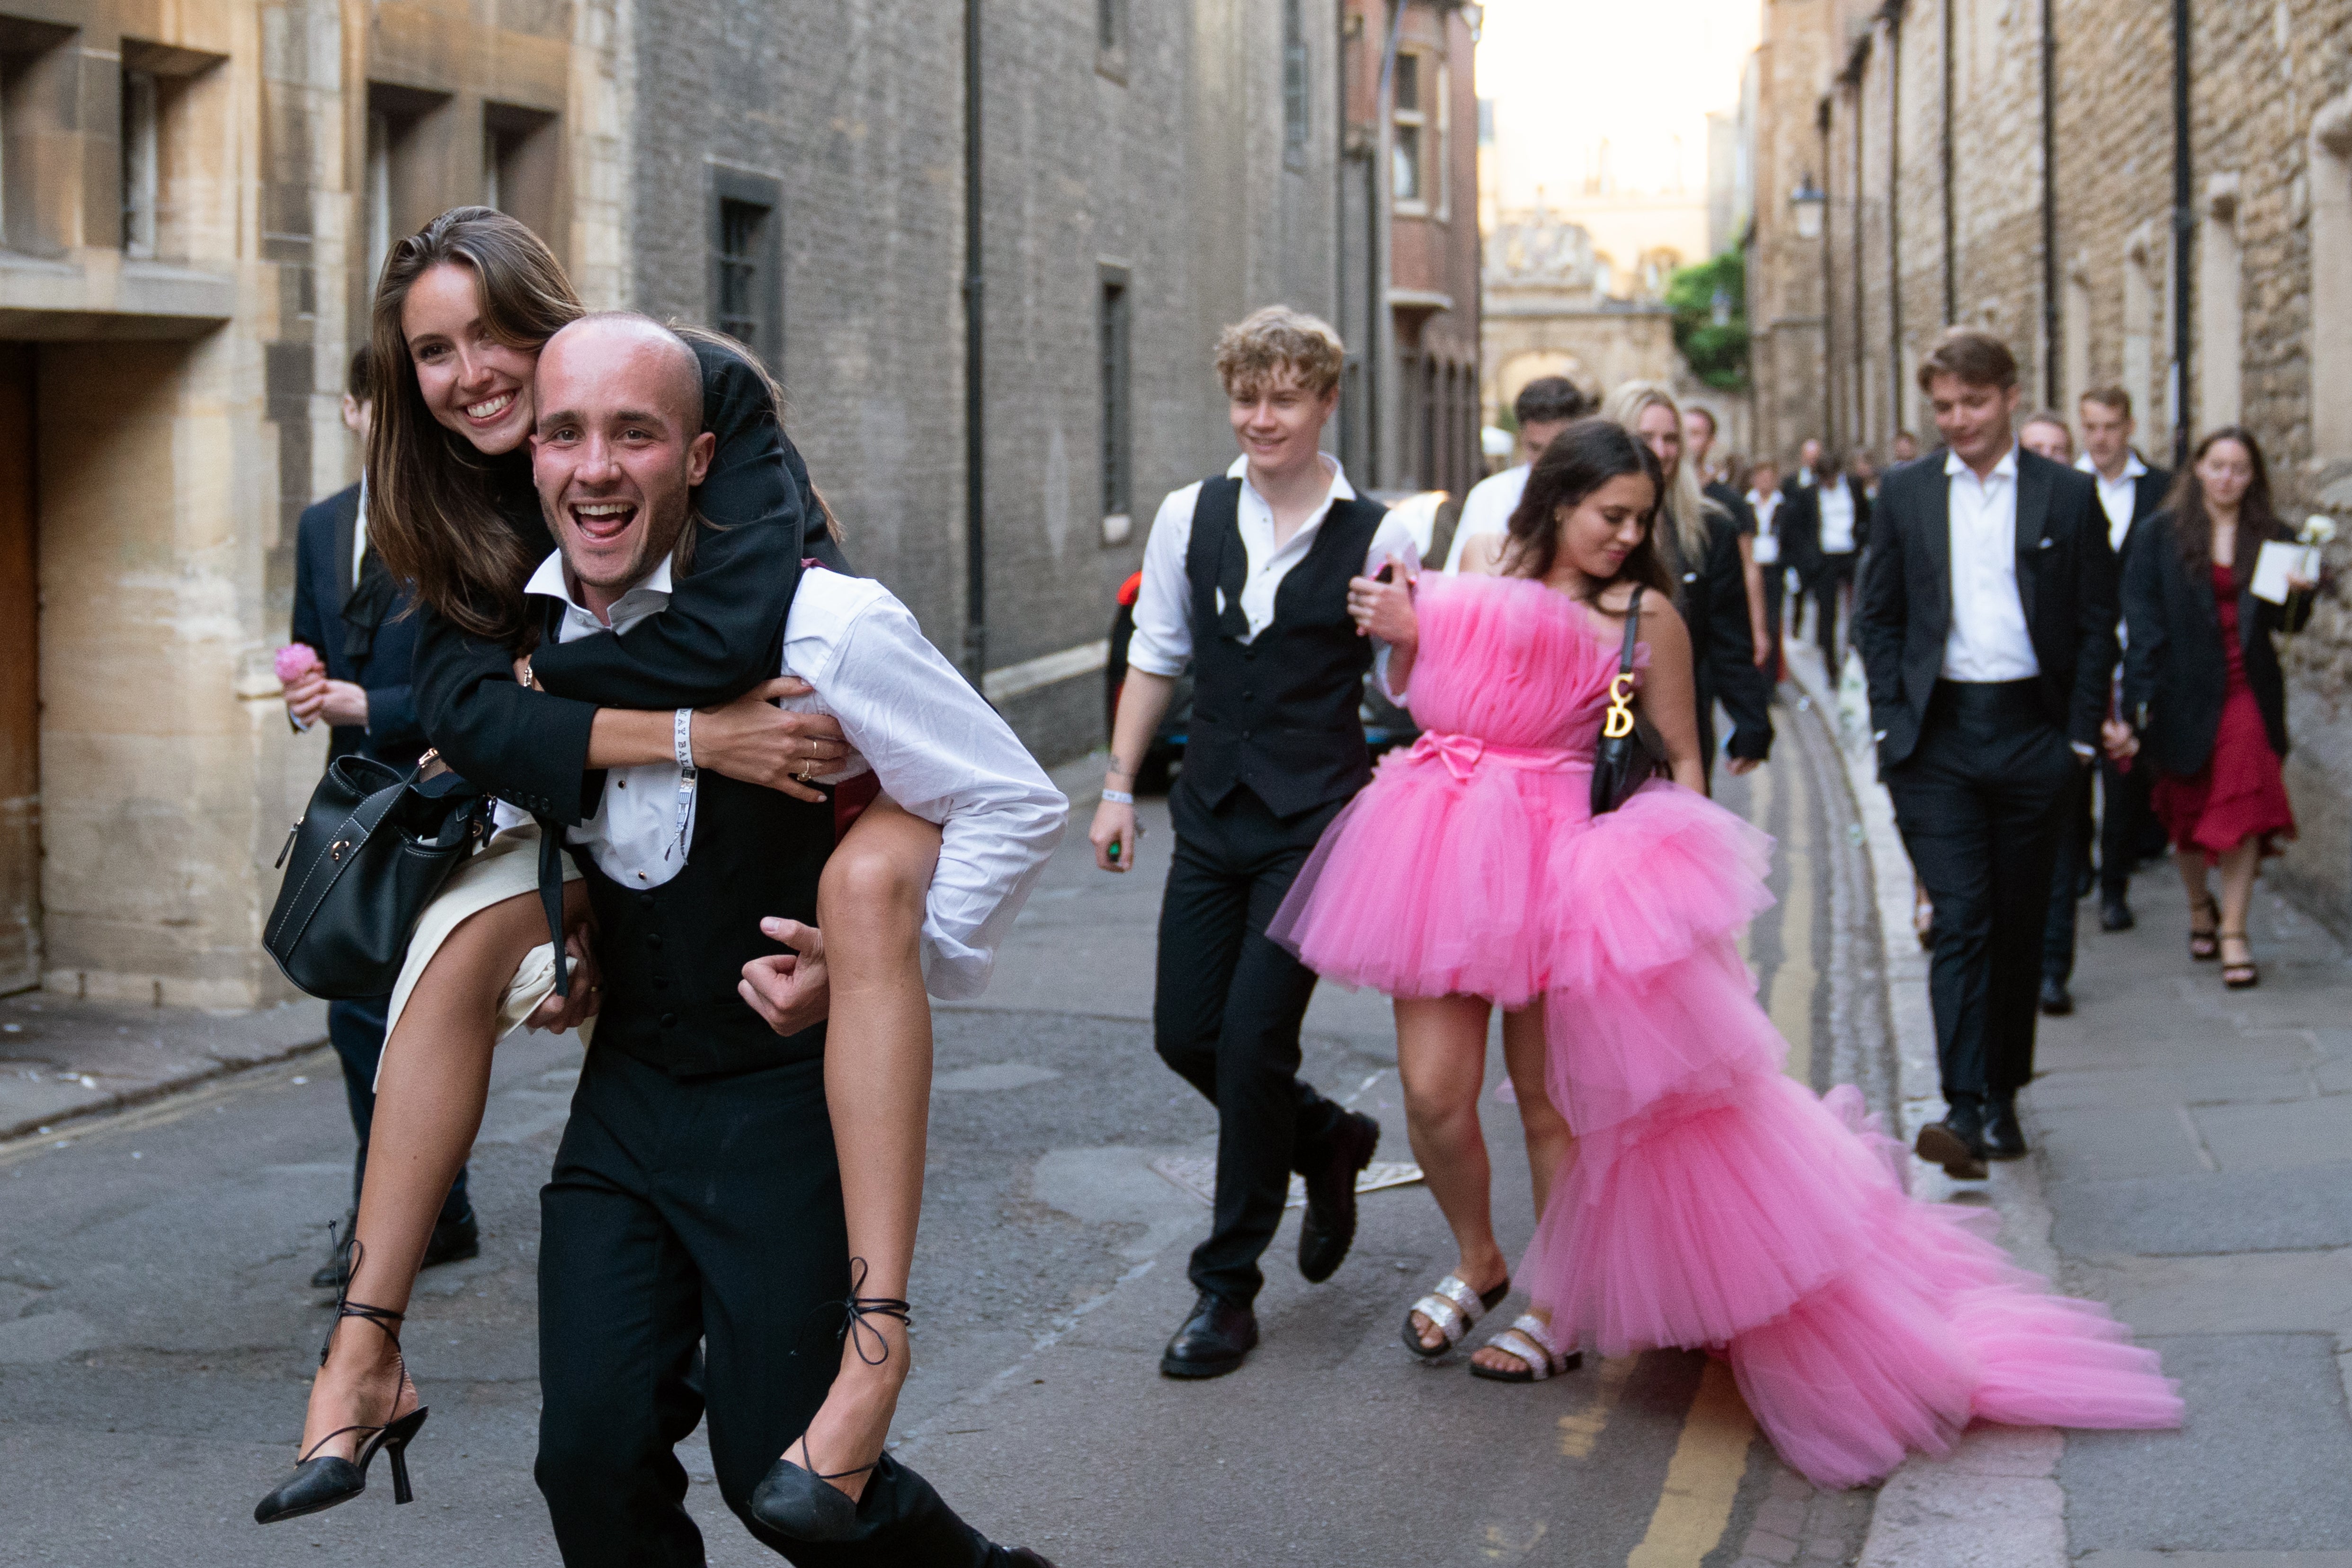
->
[264,753,495,1000]
[1590,585,1667,815]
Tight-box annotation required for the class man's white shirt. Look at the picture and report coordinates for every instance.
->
[1441,462,1529,573]
[1747,487,1783,565]
[1818,476,1858,555]
[1126,454,1420,693]
[507,552,1067,1000]
[1940,446,2041,683]
[2076,449,2149,552]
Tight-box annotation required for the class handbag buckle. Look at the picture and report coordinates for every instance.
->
[330,838,352,862]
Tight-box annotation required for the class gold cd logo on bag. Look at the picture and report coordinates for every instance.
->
[1603,673,1638,739]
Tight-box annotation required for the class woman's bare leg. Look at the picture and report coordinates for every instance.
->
[1473,999,1576,1376]
[1397,993,1506,1352]
[297,882,584,1462]
[2215,839,2262,971]
[783,797,942,1503]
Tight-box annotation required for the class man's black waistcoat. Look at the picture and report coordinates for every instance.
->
[577,769,834,1079]
[1180,476,1384,819]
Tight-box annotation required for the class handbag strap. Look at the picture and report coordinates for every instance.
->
[1615,585,1645,673]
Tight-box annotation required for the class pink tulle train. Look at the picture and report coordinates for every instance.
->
[1272,572,2181,1488]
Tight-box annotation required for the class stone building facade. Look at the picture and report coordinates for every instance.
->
[0,0,1375,1007]
[1746,0,2352,931]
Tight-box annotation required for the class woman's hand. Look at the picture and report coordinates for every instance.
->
[1347,564,1419,647]
[692,678,848,804]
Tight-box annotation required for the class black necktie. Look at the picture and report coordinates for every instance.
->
[1214,506,1254,642]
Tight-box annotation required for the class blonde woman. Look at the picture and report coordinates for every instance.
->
[1599,381,1773,789]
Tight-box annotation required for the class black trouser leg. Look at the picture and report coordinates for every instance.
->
[2042,766,2092,983]
[1156,784,1347,1305]
[2099,754,2157,898]
[1886,682,2075,1107]
[1762,566,1786,679]
[330,994,470,1225]
[537,1049,999,1568]
[1816,554,1856,664]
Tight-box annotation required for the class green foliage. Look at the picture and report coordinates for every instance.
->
[1666,249,1749,391]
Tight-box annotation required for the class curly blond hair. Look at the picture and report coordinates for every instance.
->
[1213,306,1345,399]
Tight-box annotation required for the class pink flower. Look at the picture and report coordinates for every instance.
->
[276,643,323,684]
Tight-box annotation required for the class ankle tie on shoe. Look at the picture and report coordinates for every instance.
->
[836,1257,911,1369]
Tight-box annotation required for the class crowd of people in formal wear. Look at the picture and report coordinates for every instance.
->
[265,198,2241,1566]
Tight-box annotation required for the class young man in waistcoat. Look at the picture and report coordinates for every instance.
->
[523,316,1060,1567]
[284,346,479,1290]
[1090,308,1423,1378]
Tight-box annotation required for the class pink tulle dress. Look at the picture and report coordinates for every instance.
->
[1270,574,2182,1489]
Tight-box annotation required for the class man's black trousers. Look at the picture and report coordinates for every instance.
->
[328,994,470,1224]
[536,1047,1000,1568]
[1156,780,1351,1306]
[1882,680,2078,1108]
[1811,552,1858,662]
[2098,751,2164,895]
[2041,766,2095,983]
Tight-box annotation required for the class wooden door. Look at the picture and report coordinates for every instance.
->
[0,343,37,992]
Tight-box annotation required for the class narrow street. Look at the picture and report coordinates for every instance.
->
[0,690,1877,1568]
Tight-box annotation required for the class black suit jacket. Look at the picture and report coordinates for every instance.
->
[2120,512,2308,777]
[291,483,428,769]
[1779,475,1870,585]
[1856,447,2118,769]
[410,340,850,823]
[1681,487,1773,765]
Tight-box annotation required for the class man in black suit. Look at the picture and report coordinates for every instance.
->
[2076,388,2174,934]
[1782,448,1871,667]
[1676,403,1775,786]
[284,347,478,1287]
[1856,329,2120,1178]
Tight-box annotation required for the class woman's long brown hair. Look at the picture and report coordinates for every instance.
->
[365,207,584,641]
[2165,425,2284,595]
[1502,416,1674,601]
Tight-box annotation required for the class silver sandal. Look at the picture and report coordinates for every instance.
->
[1401,1272,1508,1360]
[1469,1313,1583,1382]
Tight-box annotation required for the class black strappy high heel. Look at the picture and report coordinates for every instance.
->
[748,1260,912,1542]
[254,1239,430,1525]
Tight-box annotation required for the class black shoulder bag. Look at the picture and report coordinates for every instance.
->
[1590,585,1668,815]
[263,753,495,999]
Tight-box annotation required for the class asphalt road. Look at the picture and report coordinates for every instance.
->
[0,692,1880,1567]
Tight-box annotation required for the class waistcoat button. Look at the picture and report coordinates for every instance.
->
[659,1012,677,1028]
[646,933,663,949]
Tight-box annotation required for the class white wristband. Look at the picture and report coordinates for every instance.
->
[673,708,696,772]
[1101,788,1135,805]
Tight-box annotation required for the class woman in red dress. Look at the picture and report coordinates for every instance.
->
[2120,428,2316,989]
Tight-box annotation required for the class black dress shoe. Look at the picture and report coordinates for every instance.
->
[1983,1100,2029,1160]
[1159,1291,1258,1379]
[2099,895,2135,932]
[1914,1100,1990,1180]
[2038,976,2074,1016]
[1298,1110,1379,1284]
[421,1210,479,1270]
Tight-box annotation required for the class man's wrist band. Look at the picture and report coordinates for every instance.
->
[1101,788,1135,805]
[673,708,696,772]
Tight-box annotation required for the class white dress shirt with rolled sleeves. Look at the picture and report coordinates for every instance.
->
[1939,446,2042,684]
[1126,453,1421,698]
[509,552,1068,1000]
[1441,462,1529,573]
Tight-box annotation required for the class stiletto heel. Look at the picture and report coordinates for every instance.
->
[254,1240,429,1525]
[749,1260,912,1543]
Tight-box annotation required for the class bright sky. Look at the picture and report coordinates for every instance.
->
[1477,0,1761,206]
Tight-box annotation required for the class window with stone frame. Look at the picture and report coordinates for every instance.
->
[708,168,784,373]
[1100,267,1132,532]
[1282,0,1309,166]
[1391,48,1445,217]
[121,68,159,258]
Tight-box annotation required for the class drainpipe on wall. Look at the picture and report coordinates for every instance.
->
[1371,0,1406,489]
[1888,1,1905,435]
[962,0,987,682]
[1942,0,1957,326]
[2170,0,2194,470]
[2041,0,2061,406]
[1820,96,1837,455]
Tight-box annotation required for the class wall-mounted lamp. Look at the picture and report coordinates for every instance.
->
[1791,173,1826,240]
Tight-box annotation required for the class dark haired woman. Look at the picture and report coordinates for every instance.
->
[1282,418,2182,1487]
[2121,428,2315,989]
[257,210,1025,1560]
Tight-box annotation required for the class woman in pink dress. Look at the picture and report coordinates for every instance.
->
[1275,418,2182,1488]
